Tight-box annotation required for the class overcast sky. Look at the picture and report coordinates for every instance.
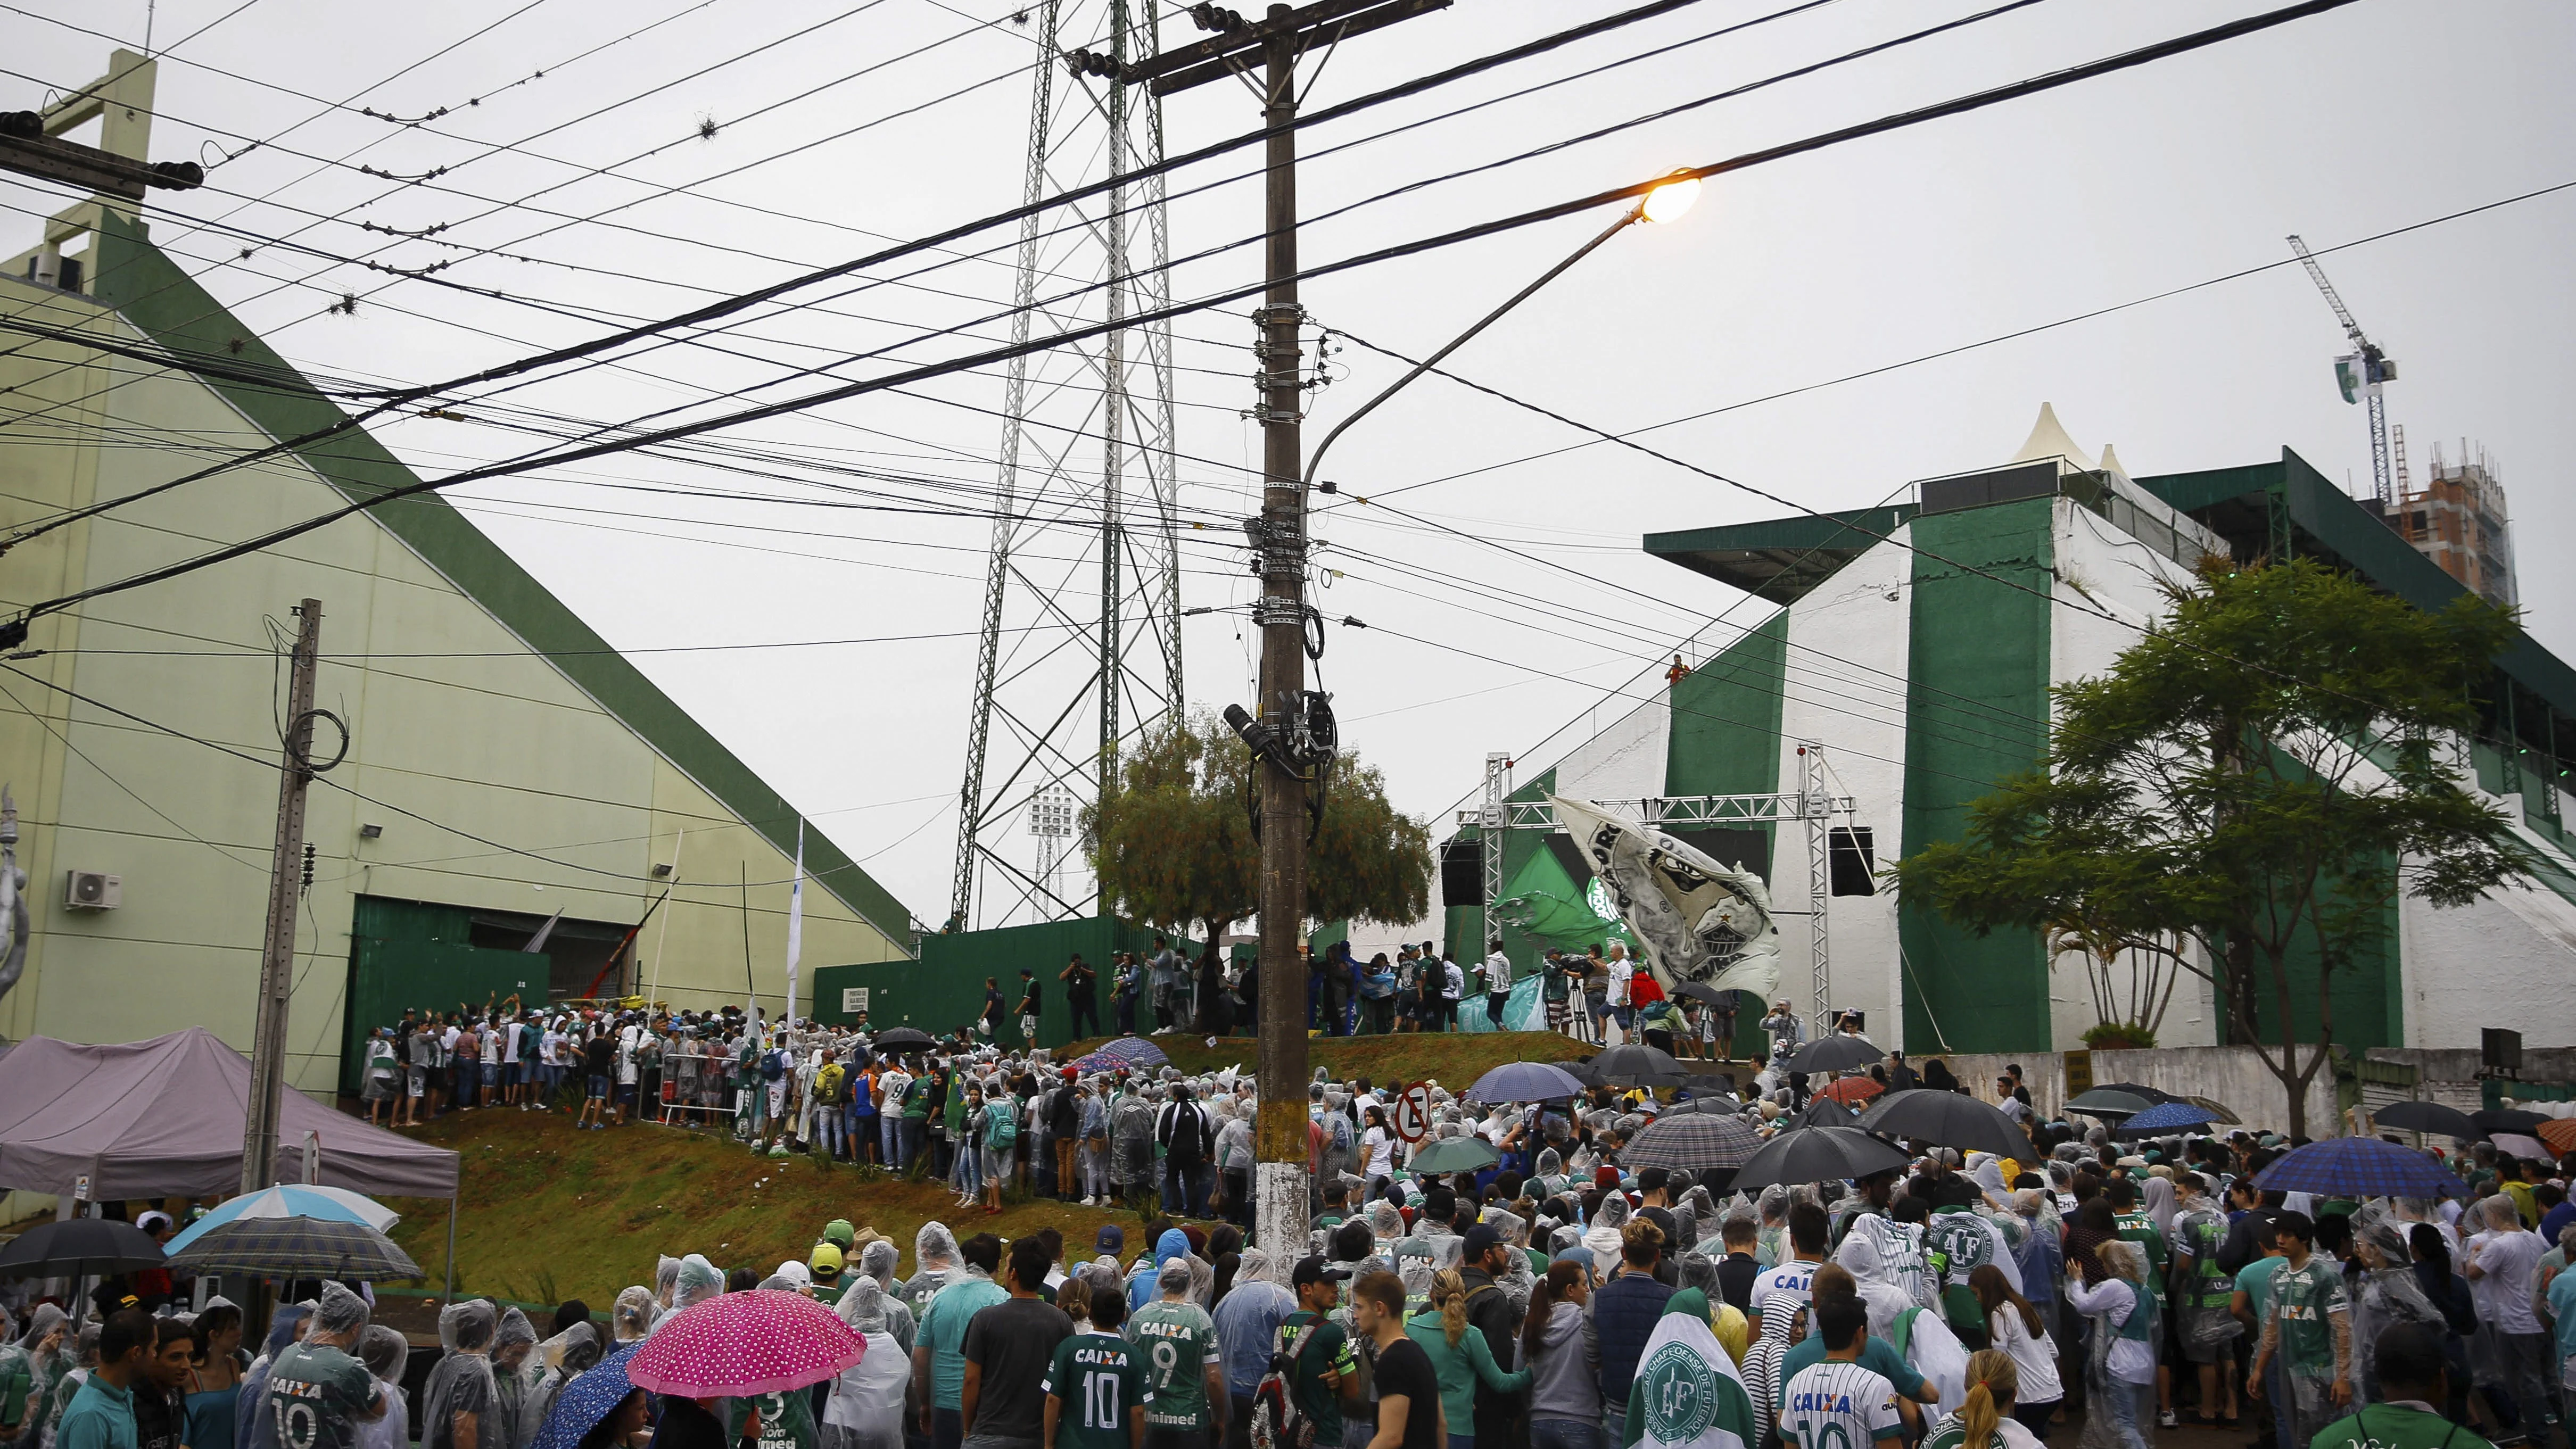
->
[11,0,2571,931]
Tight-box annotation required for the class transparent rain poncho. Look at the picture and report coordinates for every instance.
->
[422,1302,501,1449]
[0,1304,68,1437]
[611,1287,658,1344]
[238,1306,309,1449]
[313,1283,373,1342]
[671,1255,724,1313]
[899,1223,964,1319]
[354,1324,412,1449]
[654,1255,683,1309]
[857,1240,902,1291]
[515,1322,598,1449]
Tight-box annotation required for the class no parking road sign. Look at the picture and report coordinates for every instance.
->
[1392,1081,1431,1143]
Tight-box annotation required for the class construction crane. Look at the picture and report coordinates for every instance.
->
[2288,235,2398,507]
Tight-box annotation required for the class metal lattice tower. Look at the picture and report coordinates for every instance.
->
[951,0,1184,932]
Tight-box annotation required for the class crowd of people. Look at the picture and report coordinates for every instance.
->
[11,1029,2574,1449]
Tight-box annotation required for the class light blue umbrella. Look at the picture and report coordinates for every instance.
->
[166,1184,395,1255]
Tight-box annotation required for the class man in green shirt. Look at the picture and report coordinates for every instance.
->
[2305,1322,2488,1449]
[1047,1291,1151,1449]
[1283,1258,1358,1447]
[2250,1213,2351,1449]
[917,1235,1009,1449]
[1128,1263,1224,1449]
[266,1286,386,1449]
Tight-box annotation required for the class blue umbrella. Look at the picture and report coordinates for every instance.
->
[2253,1137,2468,1199]
[1466,1062,1587,1103]
[1073,1036,1169,1075]
[2109,1101,2219,1137]
[165,1186,394,1255]
[533,1342,646,1449]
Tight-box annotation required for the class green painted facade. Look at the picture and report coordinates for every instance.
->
[1894,501,2056,1053]
[812,916,1194,1049]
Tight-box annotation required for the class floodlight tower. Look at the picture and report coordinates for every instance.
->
[949,0,1185,933]
[2288,234,2398,507]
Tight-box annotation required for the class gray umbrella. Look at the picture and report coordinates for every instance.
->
[2066,1088,2156,1119]
[1859,1089,2043,1163]
[1787,1035,1885,1073]
[1730,1126,1910,1191]
[1623,1112,1764,1173]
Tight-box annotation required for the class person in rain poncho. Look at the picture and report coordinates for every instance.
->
[0,1304,70,1446]
[822,1280,910,1449]
[1585,1194,1630,1281]
[1755,1187,1791,1271]
[901,1222,968,1321]
[353,1327,410,1449]
[236,1307,308,1449]
[2247,1212,2354,1449]
[423,1301,503,1449]
[2067,1239,2158,1449]
[1835,1220,1927,1340]
[670,1257,724,1315]
[2165,1173,2240,1424]
[260,1284,384,1449]
[1128,1229,1195,1313]
[853,1243,917,1349]
[2344,1214,2447,1405]
[610,1289,658,1345]
[654,1257,682,1312]
[514,1323,598,1449]
[489,1309,539,1449]
[1530,1148,1568,1203]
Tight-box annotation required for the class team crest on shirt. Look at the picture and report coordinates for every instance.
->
[1644,1342,1719,1442]
[1925,1215,1994,1277]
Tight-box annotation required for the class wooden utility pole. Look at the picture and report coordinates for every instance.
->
[1073,0,1449,1257]
[240,599,321,1197]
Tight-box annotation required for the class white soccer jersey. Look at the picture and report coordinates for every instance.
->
[1749,1260,1817,1324]
[1778,1360,1903,1449]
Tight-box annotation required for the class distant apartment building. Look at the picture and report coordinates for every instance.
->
[2378,435,2518,609]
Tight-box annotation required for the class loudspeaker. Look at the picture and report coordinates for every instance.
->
[1828,826,1876,896]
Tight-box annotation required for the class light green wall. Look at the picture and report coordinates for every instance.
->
[0,259,911,1096]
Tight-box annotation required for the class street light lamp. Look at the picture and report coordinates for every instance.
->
[1303,169,1705,490]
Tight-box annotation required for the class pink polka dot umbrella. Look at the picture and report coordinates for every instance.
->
[628,1288,866,1397]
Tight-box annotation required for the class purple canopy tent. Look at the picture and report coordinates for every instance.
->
[0,1028,460,1293]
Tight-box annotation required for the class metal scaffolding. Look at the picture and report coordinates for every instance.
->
[950,0,1184,932]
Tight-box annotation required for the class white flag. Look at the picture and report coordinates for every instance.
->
[785,821,805,1026]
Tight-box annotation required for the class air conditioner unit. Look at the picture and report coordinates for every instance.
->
[64,871,121,910]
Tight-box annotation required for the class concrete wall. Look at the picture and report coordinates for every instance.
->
[0,274,910,1096]
[1928,1046,2340,1135]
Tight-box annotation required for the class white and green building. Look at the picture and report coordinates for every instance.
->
[0,53,914,1100]
[1447,408,2576,1056]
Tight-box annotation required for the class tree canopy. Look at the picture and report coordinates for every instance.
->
[1084,710,1433,948]
[1894,558,2532,1135]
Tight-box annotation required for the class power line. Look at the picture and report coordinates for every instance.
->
[8,0,2366,636]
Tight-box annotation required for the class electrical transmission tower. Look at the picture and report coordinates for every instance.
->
[950,0,1184,933]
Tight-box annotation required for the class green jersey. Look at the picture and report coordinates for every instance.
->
[2265,1257,2349,1380]
[1046,1330,1154,1449]
[2113,1212,2168,1305]
[265,1343,380,1449]
[2308,1403,2496,1449]
[2173,1208,2235,1313]
[1281,1311,1356,1444]
[722,1392,817,1449]
[1126,1301,1219,1431]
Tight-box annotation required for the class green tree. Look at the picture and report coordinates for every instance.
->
[1083,710,1433,955]
[1894,558,2531,1137]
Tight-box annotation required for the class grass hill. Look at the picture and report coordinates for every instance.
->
[385,1029,1590,1306]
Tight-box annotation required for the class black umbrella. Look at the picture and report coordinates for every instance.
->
[1731,1126,1910,1191]
[0,1219,165,1278]
[1590,1044,1688,1087]
[1795,1098,1864,1128]
[869,1026,935,1051]
[2473,1107,2550,1136]
[2370,1100,2480,1139]
[1788,1035,1885,1074]
[1859,1089,2043,1164]
[2092,1081,2184,1105]
[1672,982,1732,1006]
[2066,1088,2156,1119]
[1555,1060,1606,1088]
[1624,1112,1764,1173]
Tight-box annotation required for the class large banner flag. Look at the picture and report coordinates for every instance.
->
[1550,795,1782,1005]
[1621,1311,1757,1449]
[785,820,805,1026]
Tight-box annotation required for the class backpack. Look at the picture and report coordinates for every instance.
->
[1248,1319,1322,1449]
[1327,1112,1353,1154]
[986,1105,1020,1148]
[815,1067,846,1107]
[761,1049,788,1082]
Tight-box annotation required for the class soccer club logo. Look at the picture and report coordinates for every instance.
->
[1642,1342,1718,1443]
